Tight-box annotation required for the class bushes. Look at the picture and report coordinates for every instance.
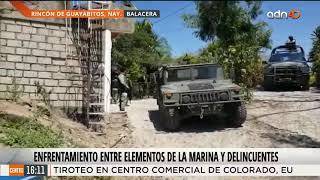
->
[0,113,63,148]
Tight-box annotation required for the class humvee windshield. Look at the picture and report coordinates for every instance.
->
[270,52,305,62]
[167,66,222,82]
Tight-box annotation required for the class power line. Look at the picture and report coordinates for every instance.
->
[153,2,193,25]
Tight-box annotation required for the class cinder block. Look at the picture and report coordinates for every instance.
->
[47,51,60,58]
[46,25,60,30]
[16,78,29,85]
[46,65,60,72]
[0,61,15,69]
[31,64,46,71]
[0,76,12,84]
[16,33,31,41]
[52,59,65,65]
[60,52,66,58]
[16,21,31,26]
[52,100,64,107]
[38,57,52,64]
[49,93,58,101]
[1,19,15,24]
[47,37,60,44]
[31,22,45,28]
[16,48,31,55]
[22,26,36,34]
[7,55,22,62]
[1,23,5,31]
[23,56,37,63]
[23,71,37,78]
[0,47,15,54]
[0,69,7,76]
[44,79,58,86]
[53,86,67,93]
[16,63,30,70]
[0,39,6,46]
[24,85,36,93]
[59,80,71,87]
[0,31,15,39]
[37,28,49,35]
[22,41,37,49]
[32,49,46,56]
[67,59,79,66]
[38,72,52,78]
[38,43,52,50]
[31,35,45,42]
[52,72,66,79]
[0,85,7,91]
[29,78,44,85]
[52,44,65,52]
[7,40,22,47]
[7,70,23,77]
[6,24,21,32]
[50,30,65,37]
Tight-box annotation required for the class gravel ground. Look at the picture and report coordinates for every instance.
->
[117,88,320,148]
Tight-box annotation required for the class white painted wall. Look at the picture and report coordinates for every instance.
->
[102,30,112,113]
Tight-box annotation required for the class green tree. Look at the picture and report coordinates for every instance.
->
[183,1,271,89]
[309,26,320,87]
[112,20,172,81]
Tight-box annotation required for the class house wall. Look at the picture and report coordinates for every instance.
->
[0,17,82,108]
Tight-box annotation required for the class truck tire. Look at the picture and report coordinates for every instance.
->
[301,83,310,91]
[301,79,310,91]
[224,102,247,127]
[160,107,181,131]
[263,80,274,91]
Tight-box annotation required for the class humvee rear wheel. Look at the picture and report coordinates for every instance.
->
[160,107,181,131]
[301,80,310,91]
[224,102,247,127]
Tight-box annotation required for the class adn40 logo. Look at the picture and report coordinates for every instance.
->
[267,10,301,19]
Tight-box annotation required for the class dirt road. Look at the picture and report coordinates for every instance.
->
[120,89,320,148]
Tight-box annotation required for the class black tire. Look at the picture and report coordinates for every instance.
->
[263,80,274,91]
[301,81,310,91]
[160,107,181,131]
[224,102,247,127]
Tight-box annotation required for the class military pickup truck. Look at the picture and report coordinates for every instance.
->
[263,38,310,90]
[154,63,247,131]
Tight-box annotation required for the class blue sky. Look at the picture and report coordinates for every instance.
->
[134,1,320,58]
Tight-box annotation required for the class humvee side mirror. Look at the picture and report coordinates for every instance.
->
[262,59,268,65]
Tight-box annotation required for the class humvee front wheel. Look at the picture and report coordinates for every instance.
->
[223,102,247,127]
[159,107,181,131]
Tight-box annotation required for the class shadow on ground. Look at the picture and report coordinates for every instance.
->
[261,132,320,148]
[148,110,240,133]
[248,106,320,121]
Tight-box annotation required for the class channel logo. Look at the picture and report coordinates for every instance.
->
[267,10,301,19]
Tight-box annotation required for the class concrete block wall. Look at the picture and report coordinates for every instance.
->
[0,17,83,108]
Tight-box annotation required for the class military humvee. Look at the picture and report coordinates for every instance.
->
[154,63,247,131]
[263,37,310,90]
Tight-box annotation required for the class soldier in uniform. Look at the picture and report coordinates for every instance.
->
[118,67,130,111]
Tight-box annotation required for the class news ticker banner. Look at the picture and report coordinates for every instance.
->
[1,148,320,176]
[10,1,160,19]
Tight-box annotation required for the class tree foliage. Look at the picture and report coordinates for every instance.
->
[182,1,271,90]
[309,26,320,72]
[112,20,172,81]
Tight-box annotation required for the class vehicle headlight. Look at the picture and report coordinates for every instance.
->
[182,95,191,103]
[300,66,310,73]
[164,92,172,99]
[219,92,229,101]
[264,66,274,74]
